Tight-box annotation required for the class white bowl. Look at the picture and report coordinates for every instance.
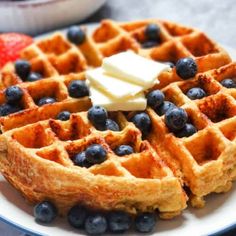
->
[0,0,106,35]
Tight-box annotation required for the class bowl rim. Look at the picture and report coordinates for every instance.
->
[0,0,66,7]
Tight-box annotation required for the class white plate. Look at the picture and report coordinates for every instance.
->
[0,0,106,35]
[0,24,236,236]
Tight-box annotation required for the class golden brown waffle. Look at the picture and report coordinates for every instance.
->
[0,32,102,132]
[0,72,91,132]
[93,19,231,88]
[0,19,231,132]
[0,111,187,218]
[146,62,236,207]
[0,19,235,219]
[0,65,235,217]
[1,32,103,86]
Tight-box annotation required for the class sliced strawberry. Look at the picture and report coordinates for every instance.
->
[0,33,33,68]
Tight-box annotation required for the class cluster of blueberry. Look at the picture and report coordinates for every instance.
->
[2,23,235,235]
[41,79,89,107]
[165,107,196,138]
[71,142,134,169]
[72,144,107,168]
[142,23,235,90]
[72,143,134,168]
[86,100,194,141]
[0,58,41,116]
[13,60,56,107]
[184,77,236,101]
[0,25,89,116]
[15,60,42,82]
[0,57,91,117]
[140,23,199,81]
[141,23,199,79]
[34,201,156,235]
[66,106,134,168]
[88,106,152,139]
[146,89,196,138]
[32,107,154,235]
[88,105,120,131]
[67,24,197,81]
[141,23,236,96]
[36,77,89,114]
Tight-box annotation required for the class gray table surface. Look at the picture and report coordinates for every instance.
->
[85,0,236,48]
[1,0,235,235]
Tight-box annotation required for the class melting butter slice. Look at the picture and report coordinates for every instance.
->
[102,51,170,88]
[89,86,147,111]
[86,68,143,99]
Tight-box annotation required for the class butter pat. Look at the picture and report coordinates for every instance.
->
[89,86,147,111]
[102,51,170,88]
[86,68,143,99]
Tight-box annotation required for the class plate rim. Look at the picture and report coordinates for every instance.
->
[1,23,236,236]
[0,214,45,236]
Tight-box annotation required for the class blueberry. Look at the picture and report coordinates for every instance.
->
[176,57,198,79]
[0,104,12,116]
[93,119,120,132]
[85,144,107,165]
[72,151,91,168]
[27,72,42,82]
[155,101,176,116]
[67,26,86,45]
[146,89,165,108]
[175,123,197,138]
[67,205,87,228]
[220,78,236,88]
[131,112,151,136]
[85,213,107,235]
[105,119,120,131]
[145,24,161,42]
[37,97,56,106]
[165,107,188,131]
[92,122,107,131]
[134,212,156,233]
[15,59,31,80]
[5,86,23,104]
[88,106,108,127]
[57,111,71,121]
[108,211,131,233]
[0,103,21,116]
[142,41,159,48]
[186,87,206,100]
[34,201,57,224]
[68,80,89,98]
[114,145,134,156]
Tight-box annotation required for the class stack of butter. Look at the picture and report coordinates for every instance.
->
[85,51,171,111]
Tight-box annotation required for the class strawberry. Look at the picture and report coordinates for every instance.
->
[0,33,33,68]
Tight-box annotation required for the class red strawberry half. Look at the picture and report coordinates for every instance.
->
[0,33,33,68]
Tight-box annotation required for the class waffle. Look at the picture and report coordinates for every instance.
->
[0,19,231,132]
[0,110,187,218]
[146,62,236,206]
[0,31,103,132]
[93,19,231,88]
[0,19,235,219]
